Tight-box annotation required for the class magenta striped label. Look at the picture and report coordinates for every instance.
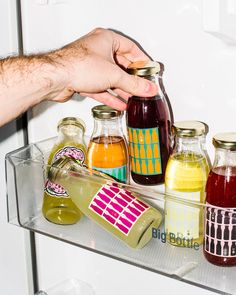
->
[89,184,149,235]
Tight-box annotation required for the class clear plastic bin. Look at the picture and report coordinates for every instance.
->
[35,278,95,295]
[5,137,236,295]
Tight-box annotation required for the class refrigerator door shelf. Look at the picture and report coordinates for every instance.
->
[35,277,95,295]
[5,137,236,295]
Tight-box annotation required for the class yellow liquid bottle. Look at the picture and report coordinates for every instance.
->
[164,121,210,247]
[48,157,163,249]
[42,117,87,225]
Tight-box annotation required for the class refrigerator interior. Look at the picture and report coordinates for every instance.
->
[7,0,236,294]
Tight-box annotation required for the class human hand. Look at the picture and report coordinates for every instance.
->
[50,28,158,110]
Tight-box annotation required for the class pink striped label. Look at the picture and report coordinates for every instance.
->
[89,184,149,235]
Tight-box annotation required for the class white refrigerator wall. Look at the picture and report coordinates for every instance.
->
[0,1,31,295]
[20,0,236,294]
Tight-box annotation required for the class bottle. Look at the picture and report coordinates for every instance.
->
[42,117,87,225]
[165,121,210,247]
[47,157,163,249]
[126,61,173,185]
[87,105,129,183]
[204,132,236,266]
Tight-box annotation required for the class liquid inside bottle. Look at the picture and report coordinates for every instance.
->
[165,152,209,246]
[48,157,163,249]
[126,61,172,185]
[164,121,210,247]
[88,135,128,183]
[42,118,87,225]
[204,166,236,266]
[87,105,129,183]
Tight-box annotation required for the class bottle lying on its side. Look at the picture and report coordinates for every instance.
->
[47,156,163,249]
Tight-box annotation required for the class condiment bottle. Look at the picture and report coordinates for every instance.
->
[48,156,163,249]
[165,121,210,247]
[87,105,129,183]
[204,133,236,266]
[126,61,173,185]
[42,117,87,225]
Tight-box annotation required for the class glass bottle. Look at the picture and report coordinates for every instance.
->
[42,117,87,225]
[204,132,236,266]
[126,61,173,185]
[47,156,163,249]
[165,121,210,247]
[87,105,129,183]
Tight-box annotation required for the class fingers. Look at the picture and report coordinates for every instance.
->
[107,88,130,102]
[112,31,149,62]
[80,91,127,111]
[111,65,158,98]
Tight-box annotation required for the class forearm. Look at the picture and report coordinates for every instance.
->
[0,53,67,126]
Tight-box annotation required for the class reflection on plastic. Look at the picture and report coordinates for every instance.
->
[35,278,95,295]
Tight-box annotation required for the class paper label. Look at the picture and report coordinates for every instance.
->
[93,165,127,183]
[89,184,149,236]
[165,188,201,239]
[205,204,236,257]
[45,146,85,198]
[128,127,162,175]
[53,146,85,165]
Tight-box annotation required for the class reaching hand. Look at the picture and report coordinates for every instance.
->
[50,28,158,110]
[0,27,158,126]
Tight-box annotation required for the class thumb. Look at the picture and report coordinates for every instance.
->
[112,66,158,97]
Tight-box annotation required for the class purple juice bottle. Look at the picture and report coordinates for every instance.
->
[126,61,173,185]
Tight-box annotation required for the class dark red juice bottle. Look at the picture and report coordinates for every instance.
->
[204,133,236,266]
[126,61,173,185]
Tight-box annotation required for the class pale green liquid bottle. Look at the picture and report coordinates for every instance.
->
[48,157,163,249]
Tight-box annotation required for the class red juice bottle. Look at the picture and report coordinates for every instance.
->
[126,61,173,185]
[204,133,236,266]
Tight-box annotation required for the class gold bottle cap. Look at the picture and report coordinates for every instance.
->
[172,121,208,137]
[48,156,115,182]
[213,133,236,150]
[127,61,161,76]
[92,105,122,119]
[57,117,86,132]
[48,156,80,182]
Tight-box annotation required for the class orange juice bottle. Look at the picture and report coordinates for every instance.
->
[87,105,129,183]
[42,117,87,224]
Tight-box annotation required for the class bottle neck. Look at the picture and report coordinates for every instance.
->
[213,148,236,168]
[174,136,205,155]
[58,125,84,142]
[144,74,164,98]
[92,117,124,138]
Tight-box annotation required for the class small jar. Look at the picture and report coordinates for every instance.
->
[204,132,236,266]
[165,121,210,247]
[87,105,129,183]
[42,117,87,225]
